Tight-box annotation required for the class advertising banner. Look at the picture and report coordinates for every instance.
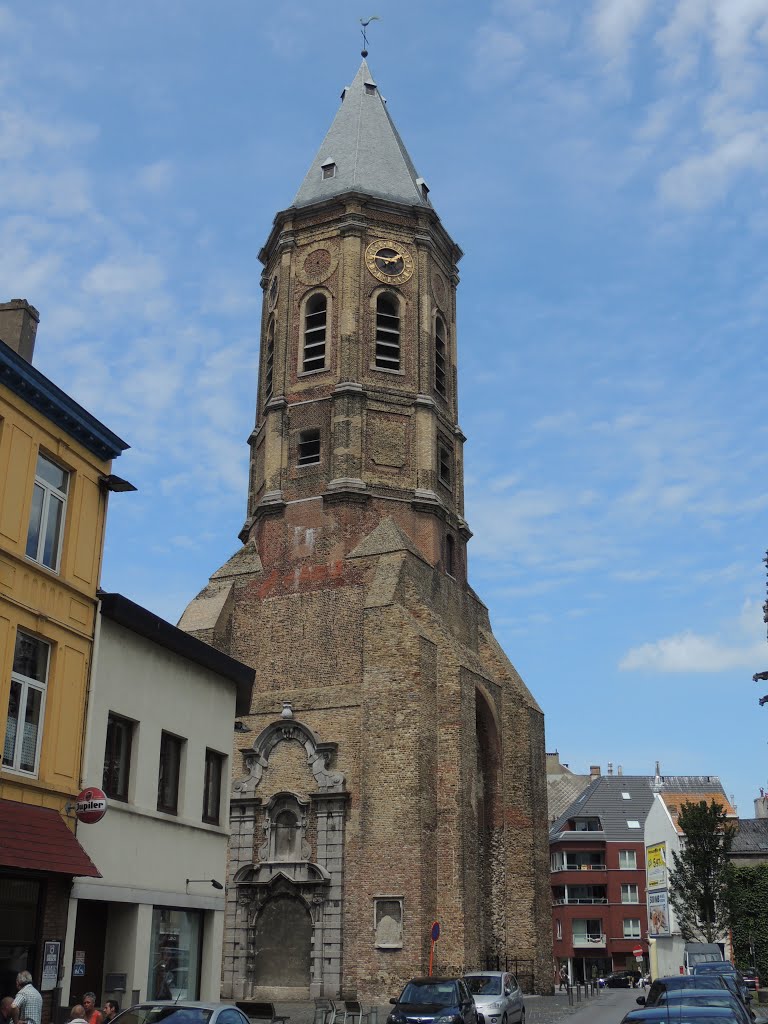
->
[646,842,668,891]
[648,889,671,936]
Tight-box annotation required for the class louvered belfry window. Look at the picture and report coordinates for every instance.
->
[303,294,327,372]
[264,318,275,400]
[375,293,401,370]
[435,316,447,397]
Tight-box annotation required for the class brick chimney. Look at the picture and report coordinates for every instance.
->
[0,299,40,362]
[589,765,601,777]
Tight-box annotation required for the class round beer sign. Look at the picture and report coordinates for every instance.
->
[75,787,108,824]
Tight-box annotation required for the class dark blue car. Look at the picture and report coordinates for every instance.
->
[388,978,478,1024]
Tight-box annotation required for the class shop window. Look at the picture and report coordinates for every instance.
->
[25,452,69,571]
[374,896,403,949]
[3,631,49,776]
[157,732,184,815]
[203,749,225,825]
[148,907,202,1001]
[0,876,40,988]
[103,712,134,801]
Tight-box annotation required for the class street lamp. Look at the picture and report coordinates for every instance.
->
[185,878,223,891]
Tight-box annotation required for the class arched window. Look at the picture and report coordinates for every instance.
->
[264,318,275,400]
[303,294,327,372]
[375,293,400,370]
[274,809,298,860]
[435,316,447,397]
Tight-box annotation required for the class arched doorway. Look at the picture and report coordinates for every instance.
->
[253,895,312,989]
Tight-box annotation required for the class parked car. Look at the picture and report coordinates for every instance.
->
[464,971,525,1024]
[693,963,752,1005]
[742,969,760,992]
[388,978,478,1024]
[113,1003,251,1024]
[638,975,734,1007]
[634,988,752,1024]
[606,971,639,988]
[621,1007,748,1024]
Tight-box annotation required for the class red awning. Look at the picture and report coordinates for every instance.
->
[0,799,101,877]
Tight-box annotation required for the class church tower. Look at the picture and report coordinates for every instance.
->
[181,60,552,1000]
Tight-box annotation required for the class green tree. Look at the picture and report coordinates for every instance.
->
[668,799,735,942]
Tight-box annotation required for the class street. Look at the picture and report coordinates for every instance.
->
[526,987,644,1024]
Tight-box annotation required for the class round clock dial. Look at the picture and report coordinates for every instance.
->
[365,239,414,285]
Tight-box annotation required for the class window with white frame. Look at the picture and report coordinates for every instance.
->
[623,918,642,939]
[303,294,327,372]
[25,453,69,571]
[556,919,562,940]
[374,897,403,949]
[619,849,637,869]
[375,293,400,370]
[3,631,49,775]
[621,883,639,903]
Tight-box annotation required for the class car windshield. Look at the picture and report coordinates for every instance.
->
[117,1008,213,1024]
[695,964,734,974]
[465,977,501,996]
[400,983,458,1006]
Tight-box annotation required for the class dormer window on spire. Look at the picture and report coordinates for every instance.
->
[321,160,336,180]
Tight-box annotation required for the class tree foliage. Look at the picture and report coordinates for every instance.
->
[730,863,768,978]
[668,799,735,942]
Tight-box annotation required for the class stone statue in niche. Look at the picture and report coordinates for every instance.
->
[374,898,403,949]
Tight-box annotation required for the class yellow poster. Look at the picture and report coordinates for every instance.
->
[646,842,667,891]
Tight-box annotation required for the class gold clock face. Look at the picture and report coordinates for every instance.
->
[365,239,414,285]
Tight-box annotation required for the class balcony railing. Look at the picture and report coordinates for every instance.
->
[572,934,607,948]
[551,864,607,872]
[552,898,608,905]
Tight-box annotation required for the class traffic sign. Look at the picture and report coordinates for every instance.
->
[633,946,643,958]
[635,956,644,962]
[431,921,440,942]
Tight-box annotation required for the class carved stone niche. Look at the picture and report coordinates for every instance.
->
[234,718,346,797]
[258,792,312,862]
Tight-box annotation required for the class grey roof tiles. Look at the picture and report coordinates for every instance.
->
[292,60,429,210]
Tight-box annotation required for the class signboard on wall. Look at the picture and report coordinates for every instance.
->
[648,889,671,936]
[41,941,60,992]
[646,842,668,891]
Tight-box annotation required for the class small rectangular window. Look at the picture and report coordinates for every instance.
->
[157,731,184,814]
[438,441,452,487]
[556,919,562,940]
[322,162,336,179]
[103,712,134,801]
[622,792,631,799]
[26,453,69,571]
[298,430,321,467]
[623,918,642,939]
[621,883,639,904]
[365,83,376,95]
[627,820,641,828]
[619,850,637,869]
[203,749,225,825]
[3,630,49,776]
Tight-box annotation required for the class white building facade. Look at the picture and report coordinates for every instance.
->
[63,593,253,1008]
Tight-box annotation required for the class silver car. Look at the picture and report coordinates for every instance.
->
[465,972,525,1024]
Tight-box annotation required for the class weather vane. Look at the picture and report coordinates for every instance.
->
[360,16,380,58]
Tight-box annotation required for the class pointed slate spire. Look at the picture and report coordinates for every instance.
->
[292,60,430,209]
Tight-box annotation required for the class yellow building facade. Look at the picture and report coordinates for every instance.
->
[0,299,129,1016]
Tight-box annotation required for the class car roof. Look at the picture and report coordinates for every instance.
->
[127,1004,228,1011]
[465,971,504,977]
[406,978,459,985]
[625,1009,745,1020]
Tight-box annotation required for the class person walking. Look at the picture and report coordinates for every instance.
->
[102,1003,119,1023]
[11,972,42,1024]
[83,994,102,1024]
[559,966,569,991]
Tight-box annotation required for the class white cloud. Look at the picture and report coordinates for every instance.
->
[137,160,174,193]
[620,599,767,672]
[82,256,166,296]
[590,0,655,64]
[469,25,525,87]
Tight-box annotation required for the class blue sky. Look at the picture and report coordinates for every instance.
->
[4,0,768,815]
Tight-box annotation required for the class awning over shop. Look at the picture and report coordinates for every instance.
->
[0,799,101,877]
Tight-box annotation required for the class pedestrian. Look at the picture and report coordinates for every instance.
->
[1,997,15,1024]
[70,1006,88,1024]
[11,972,42,1024]
[559,965,569,991]
[102,1002,119,1023]
[82,994,102,1024]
